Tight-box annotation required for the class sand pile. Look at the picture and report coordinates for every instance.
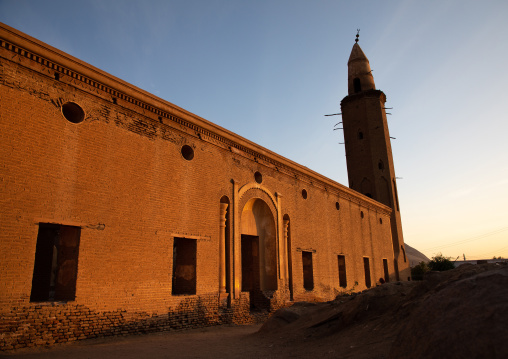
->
[258,263,508,358]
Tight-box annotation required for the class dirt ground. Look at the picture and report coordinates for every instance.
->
[3,263,508,359]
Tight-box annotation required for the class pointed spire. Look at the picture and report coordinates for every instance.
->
[348,43,369,64]
[347,30,376,95]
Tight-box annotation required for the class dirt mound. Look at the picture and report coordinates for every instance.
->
[259,263,508,358]
[390,264,508,358]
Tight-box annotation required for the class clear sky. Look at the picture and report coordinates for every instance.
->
[1,0,507,261]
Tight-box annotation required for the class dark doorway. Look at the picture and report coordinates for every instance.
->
[241,235,269,310]
[241,235,259,292]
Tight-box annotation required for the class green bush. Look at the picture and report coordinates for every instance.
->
[428,253,455,272]
[411,261,429,280]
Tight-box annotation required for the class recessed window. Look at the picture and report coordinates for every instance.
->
[353,77,362,93]
[360,211,364,218]
[61,102,85,124]
[30,223,81,302]
[335,202,340,210]
[301,189,308,199]
[383,259,390,283]
[379,218,383,224]
[378,160,384,170]
[358,131,364,140]
[338,255,347,288]
[363,257,371,288]
[181,145,194,161]
[254,171,262,184]
[302,251,314,291]
[172,238,197,295]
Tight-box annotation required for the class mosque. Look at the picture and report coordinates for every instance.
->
[0,23,410,349]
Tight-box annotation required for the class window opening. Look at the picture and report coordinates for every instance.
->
[181,145,194,161]
[254,171,263,184]
[302,251,314,291]
[301,189,308,199]
[358,131,364,140]
[335,202,340,210]
[172,238,197,295]
[378,160,384,170]
[383,259,390,283]
[338,255,347,288]
[353,77,362,93]
[363,257,371,288]
[30,223,81,302]
[61,102,85,124]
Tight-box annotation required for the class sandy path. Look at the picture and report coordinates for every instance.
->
[2,324,277,359]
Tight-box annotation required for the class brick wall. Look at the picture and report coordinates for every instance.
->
[0,23,409,350]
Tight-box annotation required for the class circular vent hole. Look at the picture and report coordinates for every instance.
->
[61,102,85,123]
[254,171,262,184]
[301,189,308,199]
[181,145,194,161]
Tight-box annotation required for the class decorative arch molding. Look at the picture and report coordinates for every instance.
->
[238,182,278,213]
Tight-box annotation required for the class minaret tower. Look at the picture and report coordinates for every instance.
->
[340,32,409,280]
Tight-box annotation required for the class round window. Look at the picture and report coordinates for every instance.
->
[61,102,85,123]
[181,145,194,161]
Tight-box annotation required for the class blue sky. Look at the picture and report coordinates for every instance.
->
[1,0,507,260]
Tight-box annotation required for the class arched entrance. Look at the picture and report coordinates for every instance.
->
[241,198,277,311]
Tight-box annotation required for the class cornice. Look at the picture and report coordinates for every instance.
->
[340,89,386,106]
[0,22,390,215]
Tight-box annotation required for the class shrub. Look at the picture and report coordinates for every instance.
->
[411,261,429,280]
[428,253,455,272]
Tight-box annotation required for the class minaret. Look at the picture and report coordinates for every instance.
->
[340,32,409,280]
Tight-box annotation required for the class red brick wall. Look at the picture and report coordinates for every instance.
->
[0,24,408,350]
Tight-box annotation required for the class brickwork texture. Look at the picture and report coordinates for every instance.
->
[0,23,410,350]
